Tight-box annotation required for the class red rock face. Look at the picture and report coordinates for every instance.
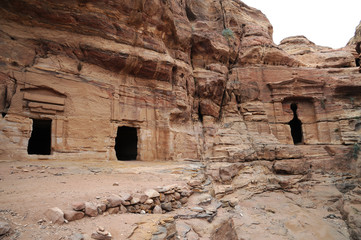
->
[0,0,360,175]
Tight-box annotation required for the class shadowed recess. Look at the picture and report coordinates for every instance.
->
[27,119,52,155]
[115,126,138,160]
[289,103,303,144]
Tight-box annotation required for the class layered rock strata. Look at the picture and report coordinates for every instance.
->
[0,0,360,176]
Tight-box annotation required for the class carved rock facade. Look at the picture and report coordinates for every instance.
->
[0,0,360,174]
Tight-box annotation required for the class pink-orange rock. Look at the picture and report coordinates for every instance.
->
[72,202,85,211]
[85,202,98,217]
[0,0,360,178]
[279,36,355,68]
[107,207,119,215]
[44,207,64,224]
[64,210,85,222]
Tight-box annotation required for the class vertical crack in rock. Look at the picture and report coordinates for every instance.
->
[217,0,230,121]
[0,74,17,118]
[217,0,245,121]
[218,0,227,30]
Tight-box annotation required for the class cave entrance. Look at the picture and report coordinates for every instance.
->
[356,58,360,67]
[288,103,303,144]
[27,119,52,155]
[115,126,138,160]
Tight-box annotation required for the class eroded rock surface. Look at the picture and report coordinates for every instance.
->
[280,36,356,68]
[0,0,360,239]
[0,1,359,180]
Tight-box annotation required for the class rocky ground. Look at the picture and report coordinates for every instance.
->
[0,159,360,240]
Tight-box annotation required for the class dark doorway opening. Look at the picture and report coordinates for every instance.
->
[27,119,52,155]
[356,58,360,67]
[115,126,138,160]
[289,103,303,144]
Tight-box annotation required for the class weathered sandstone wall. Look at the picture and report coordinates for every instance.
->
[0,0,360,174]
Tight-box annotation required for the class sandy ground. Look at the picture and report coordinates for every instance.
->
[0,159,201,239]
[0,159,355,240]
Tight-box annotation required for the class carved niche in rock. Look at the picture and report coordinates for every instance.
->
[110,89,147,123]
[267,78,327,145]
[22,86,66,115]
[282,97,318,145]
[268,78,325,101]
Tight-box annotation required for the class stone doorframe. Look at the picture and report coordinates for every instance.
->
[267,78,328,144]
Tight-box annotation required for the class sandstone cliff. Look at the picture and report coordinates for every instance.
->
[0,0,360,177]
[280,35,355,68]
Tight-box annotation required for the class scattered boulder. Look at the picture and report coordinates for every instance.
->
[174,192,181,200]
[85,202,98,217]
[187,174,206,188]
[156,185,177,193]
[0,221,11,236]
[180,188,192,197]
[145,199,154,205]
[145,189,160,198]
[45,207,65,224]
[44,184,189,223]
[159,193,166,202]
[119,205,127,214]
[107,194,123,208]
[97,202,107,214]
[196,193,213,205]
[172,201,182,209]
[107,207,119,214]
[219,164,241,182]
[72,202,85,211]
[161,202,172,212]
[131,197,140,205]
[126,206,136,213]
[153,205,163,214]
[139,194,148,203]
[228,198,239,208]
[180,197,188,204]
[191,207,204,213]
[119,192,132,201]
[210,218,238,240]
[91,226,112,240]
[64,210,85,221]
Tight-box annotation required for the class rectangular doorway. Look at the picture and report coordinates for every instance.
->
[27,119,52,155]
[115,126,138,160]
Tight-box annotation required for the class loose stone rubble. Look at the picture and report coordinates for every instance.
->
[91,226,112,240]
[0,0,360,239]
[45,185,193,224]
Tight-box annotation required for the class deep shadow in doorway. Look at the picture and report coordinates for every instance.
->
[115,126,138,160]
[289,103,303,144]
[27,119,52,155]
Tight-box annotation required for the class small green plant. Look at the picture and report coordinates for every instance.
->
[350,96,355,106]
[352,143,360,159]
[222,28,234,40]
[334,128,339,132]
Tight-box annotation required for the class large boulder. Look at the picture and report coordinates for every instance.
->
[44,207,65,224]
